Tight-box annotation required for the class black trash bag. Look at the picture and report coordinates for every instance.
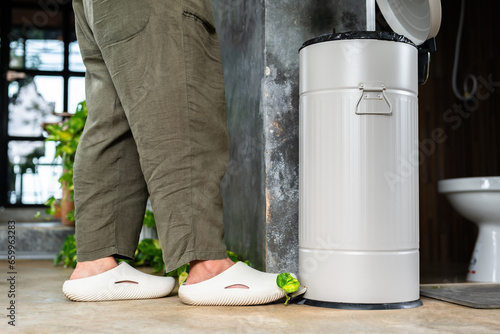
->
[300,31,436,85]
[300,31,416,51]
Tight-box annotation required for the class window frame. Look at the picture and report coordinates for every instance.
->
[0,0,85,207]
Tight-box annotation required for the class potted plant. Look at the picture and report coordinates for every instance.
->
[44,101,88,226]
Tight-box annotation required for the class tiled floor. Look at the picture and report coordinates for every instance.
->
[2,260,499,333]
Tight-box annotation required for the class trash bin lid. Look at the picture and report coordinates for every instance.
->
[376,0,441,45]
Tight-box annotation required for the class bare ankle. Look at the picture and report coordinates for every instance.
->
[69,257,118,280]
[185,258,234,285]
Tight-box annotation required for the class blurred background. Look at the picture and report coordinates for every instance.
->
[1,0,85,208]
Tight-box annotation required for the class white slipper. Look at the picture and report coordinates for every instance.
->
[62,262,175,302]
[178,262,286,306]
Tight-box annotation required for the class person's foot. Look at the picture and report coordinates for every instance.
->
[186,258,249,289]
[63,259,175,302]
[178,260,286,306]
[69,256,118,280]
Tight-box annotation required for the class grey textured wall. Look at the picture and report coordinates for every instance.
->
[213,0,366,272]
[213,0,267,269]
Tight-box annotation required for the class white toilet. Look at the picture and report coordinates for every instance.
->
[438,177,500,282]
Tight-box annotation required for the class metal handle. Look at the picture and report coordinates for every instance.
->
[355,83,392,116]
[421,51,431,85]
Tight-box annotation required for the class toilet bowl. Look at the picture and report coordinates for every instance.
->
[438,177,500,282]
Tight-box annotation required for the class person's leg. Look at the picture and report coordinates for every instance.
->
[72,0,150,263]
[174,1,234,281]
[68,0,290,305]
[90,0,229,274]
[63,0,175,301]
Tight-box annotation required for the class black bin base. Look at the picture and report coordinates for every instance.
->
[298,298,423,310]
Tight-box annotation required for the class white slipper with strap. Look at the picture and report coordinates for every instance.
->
[178,262,286,306]
[62,262,175,302]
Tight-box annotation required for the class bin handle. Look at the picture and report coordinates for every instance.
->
[355,83,392,116]
[421,51,431,85]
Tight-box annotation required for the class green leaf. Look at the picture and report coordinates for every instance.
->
[45,206,55,216]
[75,101,88,116]
[61,145,76,155]
[58,172,73,184]
[276,272,292,288]
[66,210,75,223]
[58,131,73,142]
[45,136,57,142]
[282,278,300,293]
[132,238,164,272]
[178,271,189,286]
[276,273,300,293]
[53,252,62,266]
[226,250,239,263]
[67,117,85,133]
[44,196,57,206]
[54,234,77,268]
[176,263,189,276]
[143,210,156,228]
[166,268,177,277]
[276,272,300,305]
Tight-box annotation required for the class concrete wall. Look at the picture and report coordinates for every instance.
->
[213,0,366,272]
[213,0,268,270]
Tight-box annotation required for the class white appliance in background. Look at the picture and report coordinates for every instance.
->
[298,0,441,309]
[439,177,500,283]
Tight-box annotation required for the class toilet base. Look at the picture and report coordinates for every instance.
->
[467,223,500,283]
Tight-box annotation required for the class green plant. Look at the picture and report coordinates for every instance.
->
[226,250,250,266]
[128,238,164,273]
[39,196,57,217]
[276,272,300,305]
[54,210,157,269]
[166,263,190,286]
[44,101,88,222]
[54,234,77,268]
[143,209,156,228]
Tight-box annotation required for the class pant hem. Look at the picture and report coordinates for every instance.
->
[76,246,136,262]
[164,249,228,273]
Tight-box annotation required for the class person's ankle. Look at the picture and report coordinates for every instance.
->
[185,258,234,285]
[69,256,118,280]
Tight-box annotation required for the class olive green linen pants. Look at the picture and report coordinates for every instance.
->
[72,0,229,272]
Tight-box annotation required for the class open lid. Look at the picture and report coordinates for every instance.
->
[376,0,441,45]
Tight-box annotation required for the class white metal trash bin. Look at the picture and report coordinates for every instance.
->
[298,0,441,309]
